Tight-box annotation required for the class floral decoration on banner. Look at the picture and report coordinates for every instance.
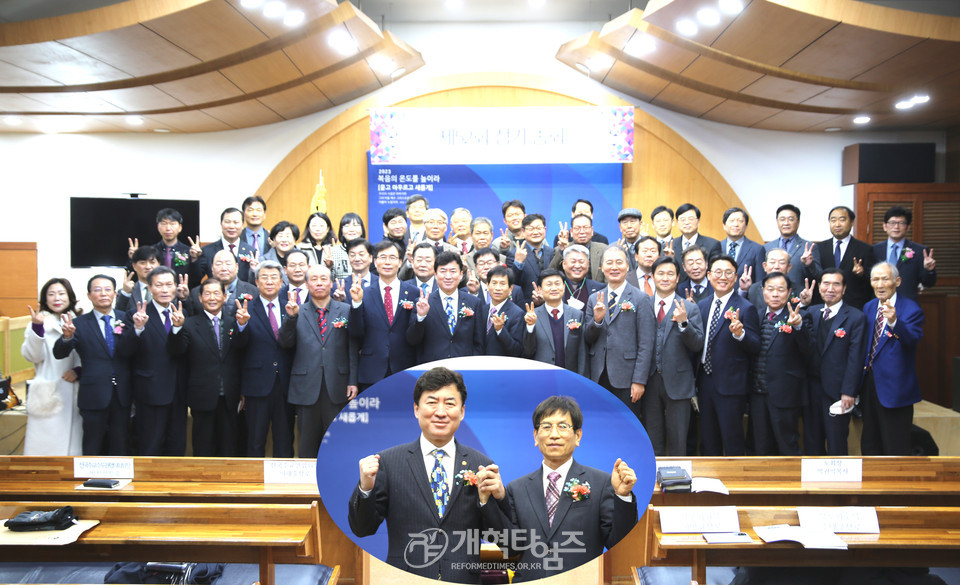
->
[173,251,190,267]
[604,107,635,163]
[563,478,591,502]
[455,469,478,487]
[400,300,415,311]
[901,248,915,262]
[619,301,635,312]
[112,322,126,335]
[834,328,846,338]
[723,308,738,321]
[566,319,581,330]
[332,317,348,329]
[459,306,475,319]
[369,110,398,164]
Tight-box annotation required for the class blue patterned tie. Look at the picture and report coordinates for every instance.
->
[430,449,449,517]
[704,298,723,374]
[102,315,114,357]
[445,296,456,335]
[728,240,738,261]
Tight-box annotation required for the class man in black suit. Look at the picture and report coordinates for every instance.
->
[750,272,811,456]
[348,367,510,583]
[480,396,637,582]
[671,203,721,262]
[55,275,137,456]
[403,242,438,297]
[481,266,524,357]
[116,246,159,313]
[522,269,587,375]
[509,214,555,303]
[465,247,523,306]
[814,206,875,309]
[650,205,675,253]
[186,249,258,315]
[804,269,868,456]
[719,207,764,280]
[167,279,245,457]
[191,207,257,284]
[235,260,293,457]
[407,251,485,364]
[874,205,937,300]
[626,237,660,296]
[282,249,310,307]
[241,195,269,257]
[558,245,603,312]
[677,245,713,303]
[760,204,821,290]
[552,199,610,247]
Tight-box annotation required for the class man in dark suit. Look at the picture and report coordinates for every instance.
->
[465,247,523,307]
[671,203,721,263]
[241,195,269,257]
[584,245,655,419]
[550,214,606,284]
[740,248,808,311]
[720,207,763,280]
[805,269,868,456]
[129,266,186,456]
[116,246,159,313]
[812,205,875,309]
[350,240,420,389]
[677,245,713,304]
[191,207,257,284]
[167,279,245,457]
[407,251,485,364]
[235,260,293,457]
[402,241,438,297]
[650,205,675,253]
[749,272,811,456]
[552,199,610,247]
[333,239,378,302]
[760,204,821,290]
[874,205,936,301]
[522,269,587,375]
[508,214,555,303]
[186,249,258,315]
[860,262,925,455]
[125,208,197,287]
[480,266,524,357]
[348,367,510,583]
[697,255,761,456]
[557,245,603,312]
[280,264,359,456]
[281,249,310,306]
[626,237,660,295]
[645,257,704,456]
[479,396,637,582]
[55,275,137,456]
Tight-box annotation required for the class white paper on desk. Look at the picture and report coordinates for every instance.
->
[801,458,862,482]
[659,506,740,534]
[263,459,315,484]
[0,519,99,546]
[74,479,132,490]
[692,477,729,495]
[754,524,848,550]
[73,457,134,479]
[703,532,752,544]
[797,506,880,534]
[656,460,693,477]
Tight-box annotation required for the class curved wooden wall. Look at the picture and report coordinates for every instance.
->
[253,72,761,243]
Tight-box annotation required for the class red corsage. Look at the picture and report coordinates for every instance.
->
[112,322,126,335]
[566,319,581,330]
[778,323,793,333]
[459,306,474,318]
[400,300,415,310]
[564,478,591,501]
[723,308,738,320]
[332,317,348,329]
[455,469,478,486]
[619,301,635,312]
[834,328,846,338]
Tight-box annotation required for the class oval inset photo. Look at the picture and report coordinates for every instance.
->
[318,356,656,583]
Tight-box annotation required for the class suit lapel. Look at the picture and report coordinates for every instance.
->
[197,315,221,357]
[443,442,473,519]
[535,305,555,352]
[405,442,441,524]
[522,469,551,537]
[822,306,848,353]
[84,314,112,355]
[549,462,582,539]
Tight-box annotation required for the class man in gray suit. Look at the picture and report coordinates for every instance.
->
[522,269,587,375]
[278,264,358,457]
[644,256,704,456]
[348,367,510,583]
[584,245,656,419]
[760,203,821,288]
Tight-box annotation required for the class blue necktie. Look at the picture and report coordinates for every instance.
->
[445,296,456,334]
[888,244,899,264]
[430,449,449,517]
[728,241,738,260]
[834,239,842,267]
[102,315,115,357]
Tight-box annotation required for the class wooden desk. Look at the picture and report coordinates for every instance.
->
[644,505,960,585]
[0,500,323,585]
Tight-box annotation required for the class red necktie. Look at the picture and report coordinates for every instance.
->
[229,243,236,256]
[384,285,394,325]
[317,307,327,342]
[551,308,560,320]
[657,300,666,323]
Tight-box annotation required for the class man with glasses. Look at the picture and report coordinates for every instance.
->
[479,395,637,582]
[467,247,523,307]
[696,255,760,456]
[557,245,604,311]
[670,203,721,262]
[551,214,606,283]
[509,214,555,303]
[677,246,713,304]
[872,206,936,300]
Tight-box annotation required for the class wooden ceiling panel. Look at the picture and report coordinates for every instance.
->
[201,100,284,128]
[220,52,303,93]
[154,72,242,105]
[0,94,55,112]
[750,110,838,131]
[59,24,200,76]
[801,87,888,110]
[781,22,922,79]
[91,86,185,111]
[681,56,762,92]
[853,39,960,87]
[640,0,739,47]
[312,61,380,105]
[0,42,131,84]
[651,84,724,117]
[701,99,781,127]
[142,1,268,60]
[0,61,59,86]
[602,61,670,102]
[146,110,234,133]
[709,2,836,66]
[256,83,334,119]
[740,76,829,103]
[20,91,124,112]
[281,34,347,74]
[223,0,338,40]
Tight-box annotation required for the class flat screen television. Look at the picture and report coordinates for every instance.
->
[70,197,201,268]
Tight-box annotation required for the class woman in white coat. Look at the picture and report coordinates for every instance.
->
[21,277,83,455]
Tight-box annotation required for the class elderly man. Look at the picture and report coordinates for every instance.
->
[557,244,604,311]
[551,214,606,283]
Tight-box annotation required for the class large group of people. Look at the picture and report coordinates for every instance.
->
[21,194,937,458]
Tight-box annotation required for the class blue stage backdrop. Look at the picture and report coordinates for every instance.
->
[367,156,623,242]
[317,356,656,565]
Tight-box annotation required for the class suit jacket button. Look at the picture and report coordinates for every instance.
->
[272,361,278,367]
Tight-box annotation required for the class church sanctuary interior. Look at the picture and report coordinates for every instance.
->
[1,0,960,583]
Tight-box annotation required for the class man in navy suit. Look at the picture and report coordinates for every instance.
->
[481,266,524,357]
[749,272,811,456]
[760,204,821,290]
[348,367,510,583]
[677,245,714,304]
[333,239,377,303]
[719,207,763,280]
[671,203,721,265]
[55,275,137,456]
[241,196,269,257]
[191,207,257,284]
[403,242,438,297]
[860,262,925,456]
[407,251,485,364]
[465,247,523,307]
[186,249,258,316]
[815,206,875,309]
[509,214,555,303]
[558,245,603,311]
[805,269,868,456]
[235,260,293,457]
[116,246,159,313]
[350,240,420,389]
[697,255,761,456]
[480,396,638,582]
[522,269,587,375]
[873,206,936,301]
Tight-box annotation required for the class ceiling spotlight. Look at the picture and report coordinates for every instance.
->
[2,115,23,126]
[697,8,721,26]
[125,115,145,126]
[853,116,871,125]
[240,0,264,8]
[895,100,915,110]
[283,9,305,26]
[910,94,930,104]
[153,128,171,133]
[824,127,842,132]
[368,55,397,76]
[676,19,698,36]
[718,0,744,15]
[624,34,656,58]
[263,1,286,19]
[328,28,359,56]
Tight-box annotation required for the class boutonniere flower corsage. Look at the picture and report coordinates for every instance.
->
[332,316,348,329]
[790,296,800,304]
[174,251,190,267]
[242,293,253,301]
[834,328,846,338]
[902,248,915,261]
[400,300,415,310]
[885,330,899,339]
[238,253,253,263]
[777,322,793,334]
[112,322,126,335]
[563,478,591,502]
[459,306,474,318]
[619,301,635,312]
[566,319,581,330]
[723,308,737,320]
[455,469,478,486]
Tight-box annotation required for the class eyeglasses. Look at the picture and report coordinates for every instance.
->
[885,220,907,227]
[711,269,736,277]
[376,254,400,261]
[537,422,574,433]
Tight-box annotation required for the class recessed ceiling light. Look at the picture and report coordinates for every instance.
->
[910,94,930,104]
[240,0,264,8]
[624,34,656,58]
[718,0,744,15]
[328,29,359,56]
[3,115,23,126]
[676,19,698,36]
[125,115,144,126]
[895,100,915,110]
[853,116,871,125]
[824,127,842,132]
[153,128,171,133]
[445,0,464,10]
[697,8,721,26]
[283,9,304,26]
[263,1,286,19]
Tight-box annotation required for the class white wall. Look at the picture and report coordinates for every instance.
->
[0,20,944,308]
